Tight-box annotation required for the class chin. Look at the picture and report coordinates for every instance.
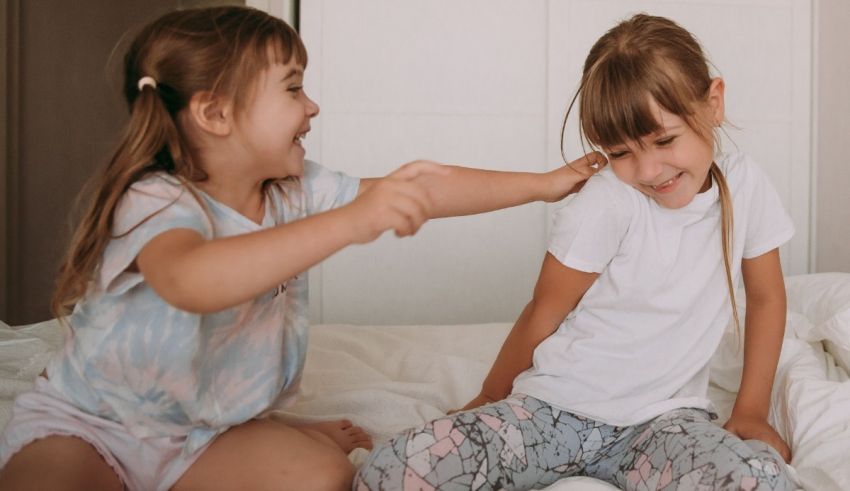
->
[658,200,689,210]
[656,193,697,209]
[283,158,305,178]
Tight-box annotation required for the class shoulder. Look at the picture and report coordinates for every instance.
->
[547,166,636,271]
[113,172,209,235]
[301,159,325,179]
[129,171,185,194]
[550,166,636,238]
[558,166,636,218]
[577,166,633,200]
[717,152,767,188]
[716,152,787,211]
[122,172,196,208]
[299,159,360,214]
[300,159,352,183]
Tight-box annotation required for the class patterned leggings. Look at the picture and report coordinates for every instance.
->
[354,395,793,491]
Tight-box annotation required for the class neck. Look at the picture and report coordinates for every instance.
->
[699,164,715,193]
[195,148,268,224]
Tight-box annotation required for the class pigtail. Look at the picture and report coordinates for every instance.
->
[51,81,194,317]
[710,162,740,336]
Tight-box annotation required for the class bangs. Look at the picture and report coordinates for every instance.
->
[237,14,308,77]
[261,23,308,69]
[221,11,308,108]
[579,54,707,149]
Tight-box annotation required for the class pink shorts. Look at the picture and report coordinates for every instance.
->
[0,378,215,490]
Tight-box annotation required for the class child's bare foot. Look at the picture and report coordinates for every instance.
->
[299,419,373,453]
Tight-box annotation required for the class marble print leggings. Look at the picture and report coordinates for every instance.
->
[354,395,793,491]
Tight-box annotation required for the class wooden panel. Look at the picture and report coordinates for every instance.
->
[8,1,187,324]
[0,0,20,322]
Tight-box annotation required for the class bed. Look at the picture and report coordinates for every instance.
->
[2,273,849,490]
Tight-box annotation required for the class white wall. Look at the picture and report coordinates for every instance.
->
[286,0,813,325]
[814,0,850,272]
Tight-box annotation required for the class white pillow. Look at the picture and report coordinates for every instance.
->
[785,273,850,372]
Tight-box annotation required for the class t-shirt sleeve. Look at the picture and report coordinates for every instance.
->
[740,158,795,259]
[97,175,212,296]
[301,160,360,215]
[547,173,632,273]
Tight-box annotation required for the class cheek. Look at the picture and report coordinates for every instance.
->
[610,161,635,185]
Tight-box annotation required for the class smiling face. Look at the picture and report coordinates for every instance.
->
[234,57,319,179]
[605,99,715,209]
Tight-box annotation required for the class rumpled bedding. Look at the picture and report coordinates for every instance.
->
[1,273,848,490]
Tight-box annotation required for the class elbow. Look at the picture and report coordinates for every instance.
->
[146,269,222,315]
[747,291,787,313]
[524,298,568,337]
[166,296,219,315]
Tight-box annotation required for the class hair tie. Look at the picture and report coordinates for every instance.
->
[137,76,158,91]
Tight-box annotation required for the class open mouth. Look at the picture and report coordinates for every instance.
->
[650,172,684,193]
[293,127,310,146]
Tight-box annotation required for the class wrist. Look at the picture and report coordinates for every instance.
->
[480,381,509,402]
[332,204,370,245]
[730,401,769,421]
[539,169,560,202]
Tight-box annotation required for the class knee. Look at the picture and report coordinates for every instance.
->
[353,443,395,490]
[352,467,380,491]
[726,450,794,491]
[310,453,355,491]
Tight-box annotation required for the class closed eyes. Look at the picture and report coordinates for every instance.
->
[607,135,677,159]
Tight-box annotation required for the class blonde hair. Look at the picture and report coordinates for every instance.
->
[52,6,307,317]
[562,13,739,332]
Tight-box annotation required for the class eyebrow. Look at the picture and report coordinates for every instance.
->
[281,68,303,81]
[655,125,682,135]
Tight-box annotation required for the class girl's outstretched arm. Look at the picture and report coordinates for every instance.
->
[457,253,598,411]
[724,248,792,463]
[358,152,607,219]
[136,164,448,314]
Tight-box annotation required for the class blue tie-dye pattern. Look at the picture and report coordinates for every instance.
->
[44,161,358,453]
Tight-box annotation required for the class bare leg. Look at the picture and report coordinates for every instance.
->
[0,436,122,491]
[173,418,355,491]
[297,419,373,453]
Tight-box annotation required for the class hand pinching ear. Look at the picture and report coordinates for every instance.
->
[544,151,609,202]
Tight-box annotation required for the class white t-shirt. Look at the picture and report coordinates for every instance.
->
[511,152,794,426]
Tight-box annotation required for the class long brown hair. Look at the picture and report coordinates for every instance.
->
[562,13,740,332]
[52,6,307,317]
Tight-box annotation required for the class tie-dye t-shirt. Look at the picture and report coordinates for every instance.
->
[45,160,358,452]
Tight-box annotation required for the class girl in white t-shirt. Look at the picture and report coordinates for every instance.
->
[0,6,605,491]
[356,13,795,491]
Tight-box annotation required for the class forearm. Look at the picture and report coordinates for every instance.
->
[146,207,356,313]
[733,296,786,418]
[419,166,552,218]
[480,300,559,400]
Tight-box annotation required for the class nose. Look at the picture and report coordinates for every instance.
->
[634,151,663,184]
[305,93,320,118]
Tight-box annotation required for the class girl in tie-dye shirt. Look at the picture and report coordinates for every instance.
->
[0,6,604,491]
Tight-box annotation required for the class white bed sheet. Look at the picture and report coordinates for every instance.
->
[2,273,849,490]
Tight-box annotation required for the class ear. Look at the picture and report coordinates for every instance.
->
[707,78,725,126]
[186,91,233,137]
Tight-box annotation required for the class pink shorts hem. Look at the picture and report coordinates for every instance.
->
[0,377,215,490]
[0,427,129,488]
